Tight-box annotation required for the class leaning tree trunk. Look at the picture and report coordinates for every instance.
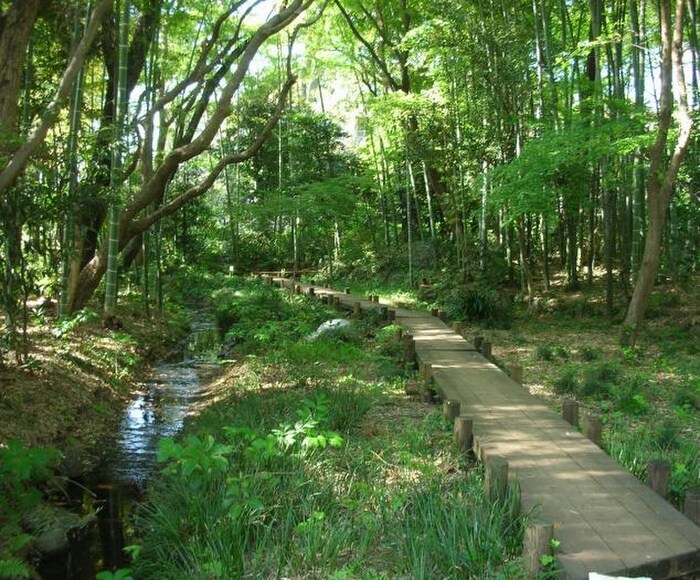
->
[623,0,693,345]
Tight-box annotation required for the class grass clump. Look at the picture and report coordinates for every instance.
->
[445,285,512,328]
[579,362,619,398]
[578,345,600,361]
[553,367,580,395]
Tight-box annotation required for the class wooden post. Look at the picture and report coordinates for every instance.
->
[430,307,439,317]
[380,306,389,321]
[509,364,523,385]
[372,295,380,303]
[294,284,302,294]
[647,459,671,499]
[484,455,509,501]
[443,399,460,421]
[422,363,434,402]
[452,321,462,334]
[353,302,362,317]
[308,287,315,296]
[583,415,602,447]
[474,335,483,350]
[684,489,700,526]
[480,340,492,359]
[561,399,579,427]
[523,520,554,576]
[403,333,416,365]
[333,295,341,307]
[454,416,473,451]
[344,287,350,294]
[321,295,329,305]
[405,380,419,396]
[388,309,396,322]
[437,309,447,322]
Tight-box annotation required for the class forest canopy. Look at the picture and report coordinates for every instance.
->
[1,0,698,360]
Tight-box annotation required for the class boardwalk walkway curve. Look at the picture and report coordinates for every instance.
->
[266,275,700,579]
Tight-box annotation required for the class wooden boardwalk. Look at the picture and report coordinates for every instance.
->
[269,277,700,579]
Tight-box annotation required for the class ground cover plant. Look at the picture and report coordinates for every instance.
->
[131,278,528,578]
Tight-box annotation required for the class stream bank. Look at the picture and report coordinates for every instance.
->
[33,313,221,578]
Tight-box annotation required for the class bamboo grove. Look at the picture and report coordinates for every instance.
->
[1,0,698,361]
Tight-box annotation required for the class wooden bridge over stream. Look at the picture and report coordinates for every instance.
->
[265,275,700,579]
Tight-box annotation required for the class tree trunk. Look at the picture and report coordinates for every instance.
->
[624,0,693,344]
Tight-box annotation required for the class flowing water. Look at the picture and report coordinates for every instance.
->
[38,316,220,578]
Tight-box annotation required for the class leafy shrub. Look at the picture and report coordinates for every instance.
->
[672,384,700,410]
[613,376,649,415]
[653,418,681,451]
[534,344,555,362]
[578,346,600,361]
[579,362,619,398]
[554,345,571,360]
[445,285,511,327]
[553,368,579,395]
[0,441,60,577]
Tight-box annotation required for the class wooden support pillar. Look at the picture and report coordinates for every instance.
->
[344,287,350,294]
[333,295,341,307]
[321,295,329,305]
[380,306,389,321]
[403,333,416,365]
[437,309,447,322]
[452,321,462,334]
[480,341,492,359]
[294,284,301,294]
[372,295,380,303]
[684,489,700,525]
[583,415,602,447]
[422,363,435,402]
[484,454,509,501]
[405,380,419,396]
[443,399,460,421]
[523,520,554,577]
[353,302,362,317]
[308,287,315,296]
[474,335,483,350]
[647,459,671,499]
[430,307,439,317]
[454,416,473,451]
[509,364,523,385]
[561,399,579,427]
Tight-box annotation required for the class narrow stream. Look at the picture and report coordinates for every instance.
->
[38,316,220,578]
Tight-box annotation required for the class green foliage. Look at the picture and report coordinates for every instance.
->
[535,344,555,362]
[553,367,580,395]
[52,309,99,338]
[397,476,524,578]
[95,569,134,580]
[0,441,59,576]
[606,416,698,507]
[578,346,600,362]
[445,285,511,327]
[579,362,619,398]
[672,383,700,411]
[613,376,650,416]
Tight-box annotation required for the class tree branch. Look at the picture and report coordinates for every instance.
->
[0,0,112,194]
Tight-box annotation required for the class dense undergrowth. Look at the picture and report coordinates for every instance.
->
[131,275,529,578]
